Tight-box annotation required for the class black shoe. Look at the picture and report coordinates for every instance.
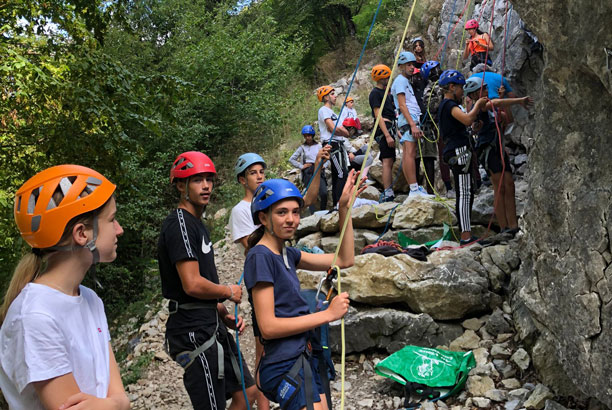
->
[459,236,480,246]
[501,227,519,236]
[380,195,395,203]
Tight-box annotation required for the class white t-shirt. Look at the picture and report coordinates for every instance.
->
[318,105,347,143]
[391,74,422,128]
[0,283,111,409]
[229,200,259,250]
[338,107,358,127]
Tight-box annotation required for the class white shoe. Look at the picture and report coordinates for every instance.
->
[409,186,434,198]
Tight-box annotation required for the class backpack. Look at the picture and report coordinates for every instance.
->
[375,345,476,408]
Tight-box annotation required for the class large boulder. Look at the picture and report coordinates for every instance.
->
[338,251,494,320]
[392,196,455,229]
[328,307,463,354]
[509,0,612,405]
[320,201,399,233]
[369,159,410,192]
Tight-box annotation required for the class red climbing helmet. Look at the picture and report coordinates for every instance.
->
[342,118,358,129]
[170,151,216,183]
[465,19,479,30]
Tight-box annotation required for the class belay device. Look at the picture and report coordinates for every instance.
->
[375,345,475,409]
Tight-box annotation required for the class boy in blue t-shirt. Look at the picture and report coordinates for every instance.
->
[391,51,431,198]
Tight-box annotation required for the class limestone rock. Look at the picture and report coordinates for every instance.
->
[523,384,553,410]
[510,347,530,371]
[392,196,454,229]
[467,375,496,396]
[369,159,409,192]
[297,213,321,235]
[361,185,381,201]
[449,329,481,351]
[510,0,612,405]
[328,307,462,354]
[296,231,323,249]
[462,317,484,331]
[485,308,513,336]
[339,251,493,320]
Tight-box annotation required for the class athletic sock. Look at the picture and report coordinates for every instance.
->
[410,183,418,191]
[384,188,395,197]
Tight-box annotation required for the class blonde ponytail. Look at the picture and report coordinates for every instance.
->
[0,253,43,326]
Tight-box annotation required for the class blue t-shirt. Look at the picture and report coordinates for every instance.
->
[391,74,421,128]
[244,245,310,364]
[469,73,512,99]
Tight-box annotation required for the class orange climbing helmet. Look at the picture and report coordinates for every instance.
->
[465,19,479,30]
[345,96,354,103]
[371,64,391,81]
[170,151,216,183]
[316,86,334,102]
[14,165,116,249]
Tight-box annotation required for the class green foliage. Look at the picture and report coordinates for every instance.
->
[121,352,155,386]
[0,0,314,315]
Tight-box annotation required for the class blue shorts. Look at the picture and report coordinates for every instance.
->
[259,354,325,410]
[399,113,421,143]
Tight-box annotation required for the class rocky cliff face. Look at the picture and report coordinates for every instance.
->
[509,0,612,407]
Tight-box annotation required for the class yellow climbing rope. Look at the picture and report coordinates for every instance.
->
[329,1,420,408]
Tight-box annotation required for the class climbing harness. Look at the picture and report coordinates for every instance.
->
[167,302,241,382]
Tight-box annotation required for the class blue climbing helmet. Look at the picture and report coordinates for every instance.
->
[464,76,485,94]
[439,70,466,86]
[421,60,440,80]
[301,125,315,135]
[251,179,304,224]
[398,51,417,65]
[234,153,266,181]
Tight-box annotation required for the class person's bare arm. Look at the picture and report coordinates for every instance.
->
[324,118,350,137]
[373,107,395,148]
[451,98,488,126]
[176,260,242,303]
[252,284,349,340]
[397,93,423,139]
[303,145,330,208]
[491,96,533,110]
[35,344,130,410]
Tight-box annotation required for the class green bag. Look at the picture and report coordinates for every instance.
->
[375,345,475,407]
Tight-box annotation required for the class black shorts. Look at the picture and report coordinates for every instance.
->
[166,324,255,410]
[479,144,512,175]
[375,121,397,160]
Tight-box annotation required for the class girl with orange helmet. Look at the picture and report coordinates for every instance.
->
[0,165,129,409]
[462,19,494,70]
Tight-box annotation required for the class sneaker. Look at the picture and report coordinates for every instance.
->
[501,227,519,237]
[460,236,478,246]
[446,189,456,199]
[380,194,395,203]
[409,186,434,198]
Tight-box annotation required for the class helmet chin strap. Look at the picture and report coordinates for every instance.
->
[48,210,103,288]
[184,176,191,202]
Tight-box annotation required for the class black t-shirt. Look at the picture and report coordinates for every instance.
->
[158,208,220,332]
[409,73,427,114]
[437,98,471,155]
[369,86,396,126]
[475,109,498,148]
